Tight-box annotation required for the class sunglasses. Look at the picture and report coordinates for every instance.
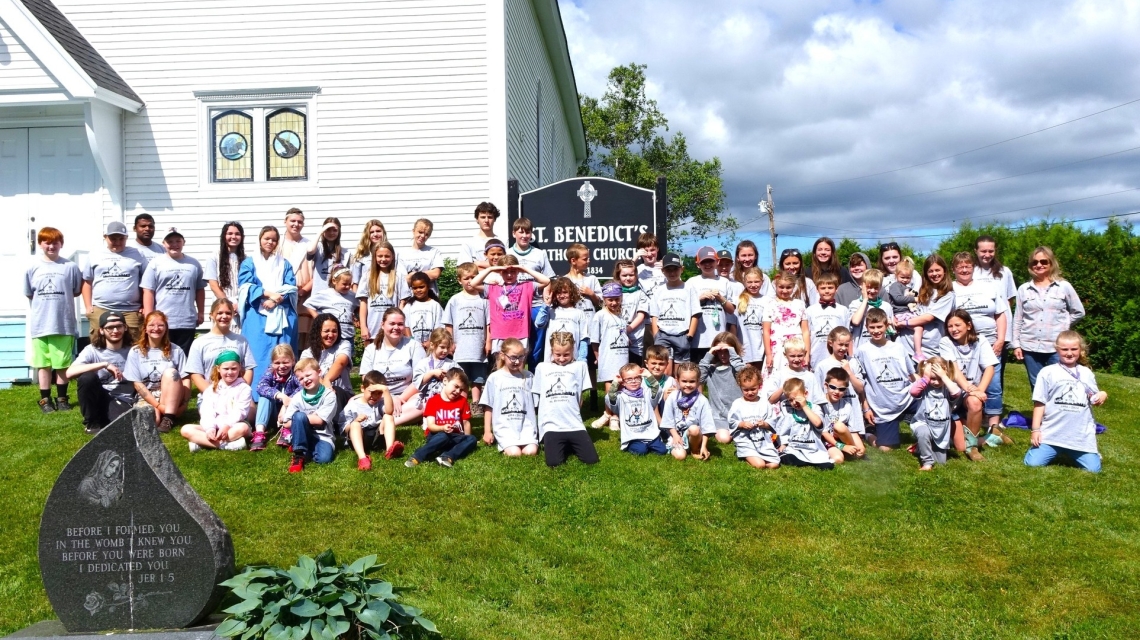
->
[826,383,849,392]
[780,249,801,258]
[1031,259,1051,266]
[879,242,900,252]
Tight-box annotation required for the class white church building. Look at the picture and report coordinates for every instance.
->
[0,0,586,384]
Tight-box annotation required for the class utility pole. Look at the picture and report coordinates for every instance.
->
[759,185,776,268]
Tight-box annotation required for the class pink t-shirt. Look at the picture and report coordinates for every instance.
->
[487,282,534,340]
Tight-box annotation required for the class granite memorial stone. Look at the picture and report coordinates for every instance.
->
[38,408,234,632]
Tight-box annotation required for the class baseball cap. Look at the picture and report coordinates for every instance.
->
[601,282,622,298]
[661,253,682,269]
[104,221,128,236]
[99,310,126,327]
[695,246,717,263]
[716,249,733,262]
[164,226,184,240]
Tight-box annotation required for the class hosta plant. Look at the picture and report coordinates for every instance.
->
[215,550,438,640]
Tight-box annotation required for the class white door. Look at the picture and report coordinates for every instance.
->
[0,126,101,315]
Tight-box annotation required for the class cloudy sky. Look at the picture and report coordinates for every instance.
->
[560,0,1140,262]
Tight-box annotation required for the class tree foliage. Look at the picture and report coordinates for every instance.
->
[579,63,733,243]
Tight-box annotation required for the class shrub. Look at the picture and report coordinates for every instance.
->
[216,550,438,640]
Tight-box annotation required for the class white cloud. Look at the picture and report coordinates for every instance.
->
[560,0,1140,258]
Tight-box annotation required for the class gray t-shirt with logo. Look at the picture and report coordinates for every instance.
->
[482,368,538,449]
[532,360,590,436]
[141,254,206,329]
[124,345,187,391]
[84,246,147,311]
[74,344,132,395]
[442,293,488,363]
[25,258,83,338]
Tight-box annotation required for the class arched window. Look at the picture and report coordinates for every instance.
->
[267,108,307,180]
[212,110,253,182]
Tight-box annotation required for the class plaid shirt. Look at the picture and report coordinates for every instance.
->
[1012,280,1085,353]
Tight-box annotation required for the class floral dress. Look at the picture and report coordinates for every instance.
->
[763,297,806,371]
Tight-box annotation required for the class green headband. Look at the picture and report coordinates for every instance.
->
[214,350,241,367]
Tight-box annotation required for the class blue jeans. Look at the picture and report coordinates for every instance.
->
[1023,351,1059,389]
[255,396,283,430]
[874,417,902,447]
[626,436,667,456]
[984,359,1004,416]
[412,431,477,463]
[290,412,335,464]
[1025,443,1101,473]
[529,305,545,369]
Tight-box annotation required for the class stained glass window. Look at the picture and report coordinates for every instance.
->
[267,108,306,180]
[212,110,253,182]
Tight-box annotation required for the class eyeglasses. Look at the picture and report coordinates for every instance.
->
[879,242,900,252]
[505,354,524,363]
[103,324,126,331]
[826,383,849,392]
[1031,259,1051,266]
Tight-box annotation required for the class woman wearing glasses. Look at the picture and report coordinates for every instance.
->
[1012,247,1085,388]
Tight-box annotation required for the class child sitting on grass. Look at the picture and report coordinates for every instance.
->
[702,332,747,446]
[908,357,961,471]
[661,362,715,461]
[284,358,340,473]
[726,365,780,469]
[819,367,866,459]
[407,369,476,468]
[772,378,833,470]
[481,338,538,457]
[340,371,400,470]
[413,328,461,406]
[180,350,251,452]
[606,363,665,455]
[254,344,300,450]
[1025,331,1107,473]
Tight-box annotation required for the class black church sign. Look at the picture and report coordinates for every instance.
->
[508,176,667,278]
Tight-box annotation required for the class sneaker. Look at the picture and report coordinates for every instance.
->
[84,424,104,435]
[188,442,201,453]
[157,415,175,434]
[436,456,453,468]
[277,427,292,447]
[222,437,247,451]
[609,415,620,431]
[384,441,405,460]
[39,398,56,414]
[250,432,267,452]
[55,397,72,412]
[405,458,419,468]
[591,415,610,429]
[288,454,305,473]
[358,456,372,471]
[470,404,485,418]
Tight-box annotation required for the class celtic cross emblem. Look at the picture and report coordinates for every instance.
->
[577,181,597,218]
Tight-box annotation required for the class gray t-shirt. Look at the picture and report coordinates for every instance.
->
[309,243,347,295]
[854,340,914,421]
[898,291,955,358]
[589,309,629,380]
[400,245,445,293]
[1032,364,1100,454]
[938,336,998,386]
[359,338,426,396]
[509,246,555,305]
[281,388,339,445]
[184,332,256,378]
[404,299,443,346]
[953,281,1009,346]
[141,254,206,330]
[773,401,830,465]
[566,274,602,327]
[763,367,826,406]
[543,307,588,362]
[74,344,132,395]
[736,295,766,363]
[25,258,83,338]
[973,264,1017,301]
[820,395,865,435]
[805,303,852,368]
[442,293,488,363]
[910,385,955,449]
[304,288,358,341]
[204,252,242,301]
[357,270,411,337]
[619,289,650,355]
[661,393,716,436]
[814,356,863,403]
[727,398,779,460]
[482,368,538,449]
[132,240,165,266]
[699,351,746,430]
[301,339,353,391]
[338,396,384,433]
[650,283,700,335]
[124,345,187,392]
[847,298,895,351]
[605,392,660,449]
[532,360,590,436]
[84,246,147,311]
[412,356,461,402]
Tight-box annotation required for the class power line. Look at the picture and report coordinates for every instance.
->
[782,96,1140,190]
[781,144,1140,209]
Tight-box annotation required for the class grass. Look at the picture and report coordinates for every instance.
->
[2,364,1139,639]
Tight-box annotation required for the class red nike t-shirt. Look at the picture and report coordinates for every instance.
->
[423,394,471,437]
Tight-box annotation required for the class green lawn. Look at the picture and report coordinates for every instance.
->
[3,364,1139,639]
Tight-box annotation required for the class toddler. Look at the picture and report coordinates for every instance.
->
[481,338,539,456]
[661,362,715,461]
[407,369,477,468]
[726,366,780,469]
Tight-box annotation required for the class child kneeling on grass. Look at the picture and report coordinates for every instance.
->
[534,331,597,467]
[606,363,665,455]
[727,365,780,469]
[482,338,539,457]
[773,378,834,470]
[661,362,715,461]
[285,358,340,473]
[908,357,961,471]
[1025,331,1106,473]
[180,350,251,452]
[407,369,476,468]
[340,371,401,471]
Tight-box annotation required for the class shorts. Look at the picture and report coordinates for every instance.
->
[491,337,528,354]
[31,335,75,369]
[654,332,691,363]
[459,361,488,386]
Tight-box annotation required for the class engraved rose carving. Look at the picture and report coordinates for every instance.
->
[83,591,106,616]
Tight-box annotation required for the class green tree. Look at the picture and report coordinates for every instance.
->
[579,63,733,243]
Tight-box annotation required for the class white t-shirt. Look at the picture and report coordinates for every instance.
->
[509,245,555,303]
[605,392,660,448]
[124,345,187,392]
[74,344,132,395]
[973,264,1017,301]
[953,280,1009,346]
[814,356,863,403]
[566,274,602,327]
[359,338,426,395]
[636,263,666,303]
[938,336,999,386]
[727,398,779,460]
[459,235,497,265]
[589,309,629,380]
[404,299,443,346]
[442,292,488,363]
[25,258,83,338]
[848,299,895,351]
[805,303,852,368]
[544,307,588,362]
[619,289,650,355]
[820,395,865,435]
[401,244,445,293]
[357,270,411,337]
[304,288,358,341]
[898,291,955,358]
[650,283,701,336]
[660,393,716,436]
[854,340,914,421]
[204,252,242,301]
[301,339,354,391]
[132,239,165,266]
[281,388,339,444]
[686,274,734,348]
[482,368,538,449]
[338,396,385,433]
[412,356,461,402]
[763,367,825,406]
[532,360,590,436]
[1032,364,1100,454]
[773,401,830,465]
[910,385,955,449]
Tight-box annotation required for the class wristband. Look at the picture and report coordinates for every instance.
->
[836,442,845,450]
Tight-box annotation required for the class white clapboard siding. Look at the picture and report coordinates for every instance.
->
[55,0,496,266]
[504,0,577,192]
[0,18,60,92]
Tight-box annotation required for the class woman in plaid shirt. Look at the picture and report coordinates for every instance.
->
[1012,246,1085,389]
